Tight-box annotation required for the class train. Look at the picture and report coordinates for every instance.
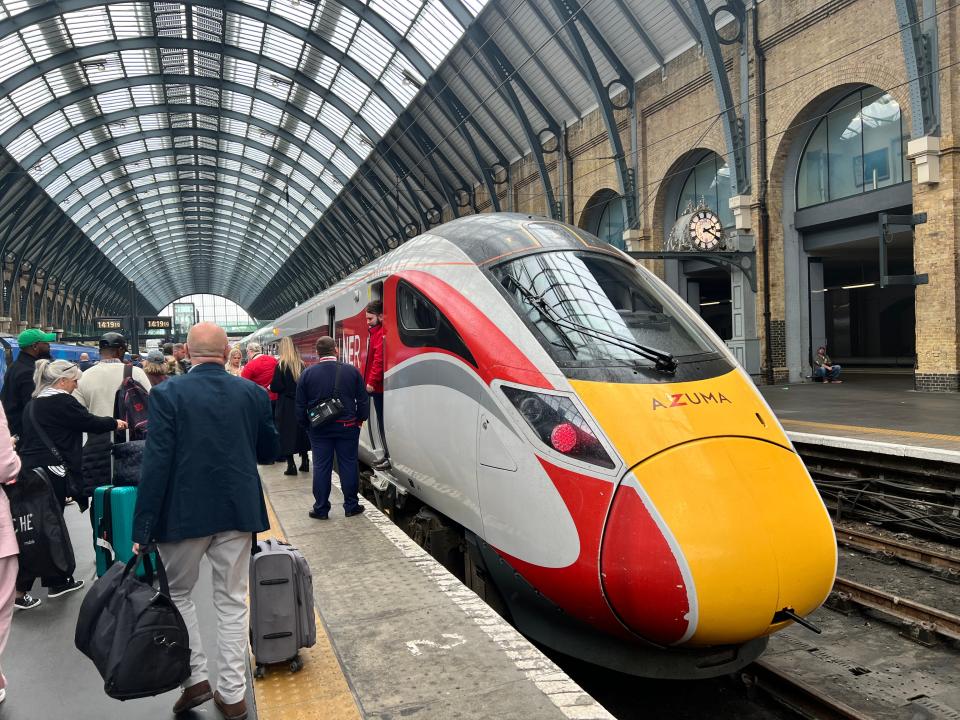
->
[0,337,99,390]
[247,213,837,678]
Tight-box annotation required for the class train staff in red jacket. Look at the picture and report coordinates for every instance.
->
[363,301,389,469]
[241,342,278,403]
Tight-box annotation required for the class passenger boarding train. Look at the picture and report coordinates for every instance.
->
[249,213,837,678]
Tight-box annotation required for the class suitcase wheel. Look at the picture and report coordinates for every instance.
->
[290,656,303,673]
[254,664,265,680]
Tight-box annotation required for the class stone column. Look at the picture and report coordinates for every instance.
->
[724,231,761,376]
[911,138,959,391]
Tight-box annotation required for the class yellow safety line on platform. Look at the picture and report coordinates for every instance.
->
[252,493,363,720]
[781,419,960,443]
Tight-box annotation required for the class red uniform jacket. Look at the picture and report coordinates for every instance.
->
[363,323,385,394]
[241,354,279,401]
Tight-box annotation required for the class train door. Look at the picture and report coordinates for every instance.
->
[384,279,482,532]
[365,281,386,460]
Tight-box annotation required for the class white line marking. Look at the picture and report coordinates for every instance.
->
[333,479,614,720]
[405,633,467,656]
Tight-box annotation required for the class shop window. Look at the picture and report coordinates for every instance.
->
[675,153,734,227]
[797,87,906,209]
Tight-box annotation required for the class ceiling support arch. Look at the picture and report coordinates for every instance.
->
[894,0,940,137]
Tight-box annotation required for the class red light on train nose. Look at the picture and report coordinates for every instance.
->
[550,422,579,453]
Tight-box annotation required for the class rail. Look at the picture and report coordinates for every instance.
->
[832,577,960,643]
[835,525,960,577]
[743,661,875,720]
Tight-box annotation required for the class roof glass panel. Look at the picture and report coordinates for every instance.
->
[0,0,490,307]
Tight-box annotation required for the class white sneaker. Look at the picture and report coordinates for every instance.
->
[0,687,7,702]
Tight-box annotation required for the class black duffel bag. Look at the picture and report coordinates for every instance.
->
[5,467,75,579]
[75,553,190,700]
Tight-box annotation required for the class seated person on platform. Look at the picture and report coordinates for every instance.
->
[813,347,842,383]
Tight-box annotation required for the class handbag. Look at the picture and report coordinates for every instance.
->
[307,362,345,429]
[5,466,76,579]
[75,552,191,700]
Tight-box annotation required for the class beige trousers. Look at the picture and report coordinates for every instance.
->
[158,530,251,704]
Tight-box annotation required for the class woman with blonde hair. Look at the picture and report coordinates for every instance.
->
[14,360,126,608]
[269,337,310,475]
[225,346,244,376]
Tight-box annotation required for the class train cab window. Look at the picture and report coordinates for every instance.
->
[492,251,721,369]
[397,281,475,366]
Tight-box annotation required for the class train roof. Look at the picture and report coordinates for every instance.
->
[262,213,626,335]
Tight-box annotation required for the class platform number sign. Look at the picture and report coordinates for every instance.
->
[94,316,125,332]
[688,209,723,251]
[142,316,172,331]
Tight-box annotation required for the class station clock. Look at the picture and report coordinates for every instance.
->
[688,210,723,250]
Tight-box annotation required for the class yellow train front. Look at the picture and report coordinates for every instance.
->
[425,214,837,678]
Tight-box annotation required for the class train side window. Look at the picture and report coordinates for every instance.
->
[396,281,476,366]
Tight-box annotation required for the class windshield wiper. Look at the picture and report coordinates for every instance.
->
[504,277,677,374]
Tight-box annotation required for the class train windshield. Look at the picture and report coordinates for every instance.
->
[492,251,721,371]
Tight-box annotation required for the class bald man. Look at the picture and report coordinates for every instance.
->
[132,322,279,720]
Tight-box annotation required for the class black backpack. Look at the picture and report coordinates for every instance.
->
[75,553,190,700]
[5,467,75,580]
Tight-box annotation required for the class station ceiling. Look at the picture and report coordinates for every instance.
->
[0,0,728,320]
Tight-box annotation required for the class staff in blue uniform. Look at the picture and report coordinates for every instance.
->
[296,335,369,520]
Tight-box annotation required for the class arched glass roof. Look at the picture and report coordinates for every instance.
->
[0,0,488,309]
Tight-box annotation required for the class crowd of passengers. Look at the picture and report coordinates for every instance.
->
[0,300,387,719]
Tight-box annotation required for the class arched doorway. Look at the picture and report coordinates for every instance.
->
[580,189,626,249]
[785,86,913,378]
[661,150,736,342]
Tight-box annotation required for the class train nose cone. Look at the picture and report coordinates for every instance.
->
[600,437,836,647]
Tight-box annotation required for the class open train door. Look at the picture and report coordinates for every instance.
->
[365,279,388,462]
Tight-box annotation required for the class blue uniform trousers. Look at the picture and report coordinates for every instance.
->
[309,424,362,516]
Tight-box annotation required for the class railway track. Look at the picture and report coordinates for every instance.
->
[741,661,874,720]
[835,525,960,578]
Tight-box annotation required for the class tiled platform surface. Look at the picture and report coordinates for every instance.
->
[759,373,960,457]
[260,463,612,720]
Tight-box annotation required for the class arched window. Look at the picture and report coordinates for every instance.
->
[797,87,906,208]
[582,189,626,249]
[675,152,733,228]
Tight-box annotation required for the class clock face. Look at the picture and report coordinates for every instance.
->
[688,210,723,250]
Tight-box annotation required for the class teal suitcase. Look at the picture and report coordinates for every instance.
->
[92,485,156,577]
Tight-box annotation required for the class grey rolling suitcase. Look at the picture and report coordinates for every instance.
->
[249,538,317,678]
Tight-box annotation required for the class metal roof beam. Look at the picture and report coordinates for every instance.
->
[894,0,940,137]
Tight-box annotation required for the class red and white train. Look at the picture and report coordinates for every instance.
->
[247,213,837,678]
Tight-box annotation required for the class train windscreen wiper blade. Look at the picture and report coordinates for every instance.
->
[505,278,677,374]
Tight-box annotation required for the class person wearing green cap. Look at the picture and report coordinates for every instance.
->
[0,329,55,440]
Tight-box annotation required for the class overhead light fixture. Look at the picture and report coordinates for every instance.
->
[81,58,109,71]
[357,133,374,150]
[270,75,293,88]
[400,68,424,90]
[840,282,876,290]
[699,301,722,306]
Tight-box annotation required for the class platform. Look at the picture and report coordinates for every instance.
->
[759,373,960,456]
[4,462,610,719]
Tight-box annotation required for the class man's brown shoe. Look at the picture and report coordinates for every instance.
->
[214,691,248,720]
[173,681,213,714]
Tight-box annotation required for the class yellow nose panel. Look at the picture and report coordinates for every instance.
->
[571,372,836,646]
[631,438,836,645]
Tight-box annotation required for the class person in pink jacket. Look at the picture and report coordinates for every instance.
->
[0,405,21,703]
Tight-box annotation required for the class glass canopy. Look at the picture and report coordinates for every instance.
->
[0,0,487,309]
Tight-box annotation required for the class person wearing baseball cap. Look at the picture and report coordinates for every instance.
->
[0,329,55,439]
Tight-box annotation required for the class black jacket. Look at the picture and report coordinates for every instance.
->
[270,364,309,456]
[0,352,39,437]
[132,362,279,544]
[19,393,118,497]
[295,359,369,433]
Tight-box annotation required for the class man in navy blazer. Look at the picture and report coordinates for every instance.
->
[133,322,279,720]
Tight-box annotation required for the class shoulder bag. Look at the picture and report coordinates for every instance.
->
[307,362,345,429]
[75,552,190,700]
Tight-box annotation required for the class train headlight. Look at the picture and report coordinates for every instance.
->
[501,386,614,469]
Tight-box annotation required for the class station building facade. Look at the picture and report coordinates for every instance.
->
[469,0,958,391]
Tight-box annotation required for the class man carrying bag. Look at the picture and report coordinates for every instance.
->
[131,322,278,720]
